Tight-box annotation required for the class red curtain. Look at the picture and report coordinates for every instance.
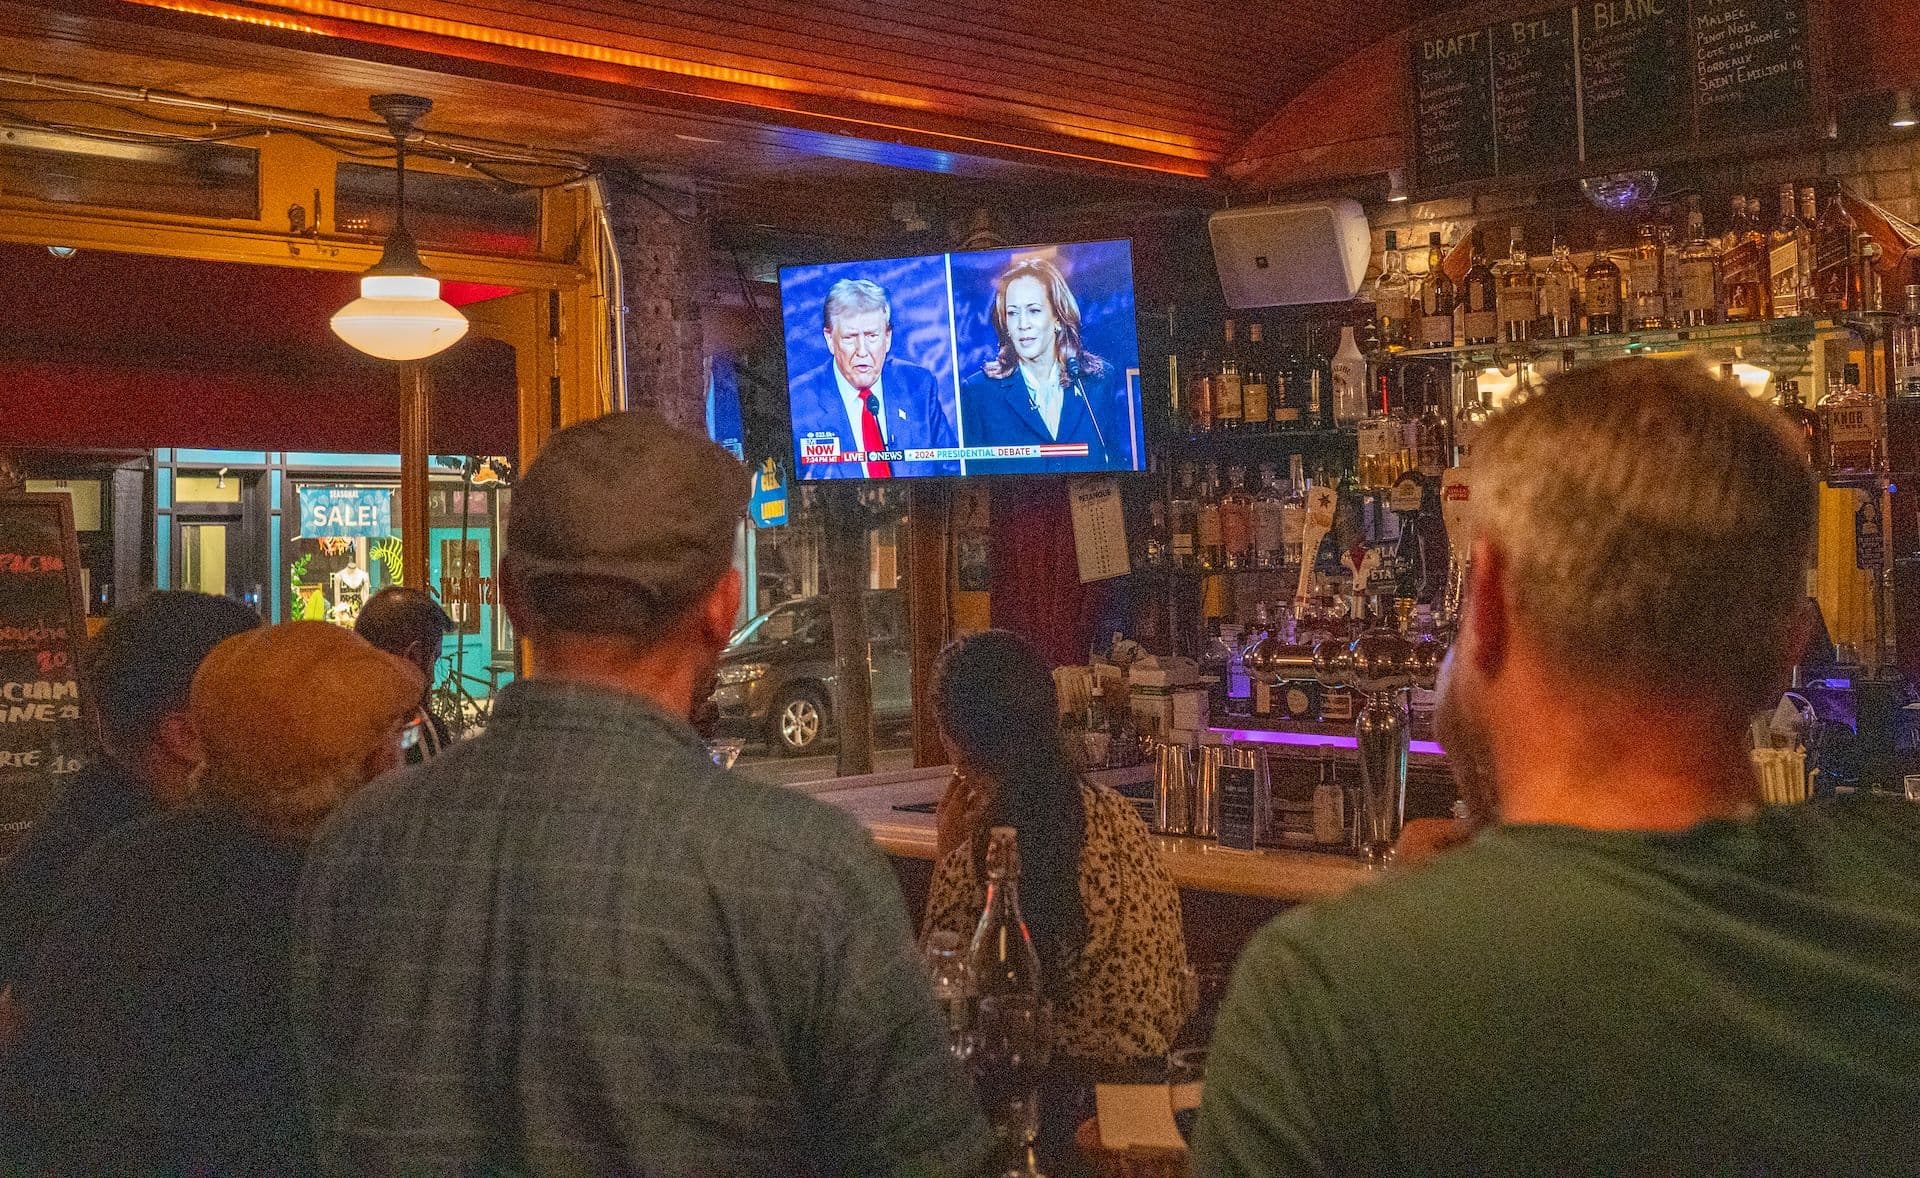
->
[988,480,1118,667]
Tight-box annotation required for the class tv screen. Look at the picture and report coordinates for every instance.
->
[777,239,1144,480]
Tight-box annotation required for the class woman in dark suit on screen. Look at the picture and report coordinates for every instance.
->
[958,258,1126,474]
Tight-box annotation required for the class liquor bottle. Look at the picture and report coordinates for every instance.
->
[1797,185,1821,315]
[1676,197,1722,327]
[1418,231,1456,347]
[1770,183,1804,319]
[1357,398,1401,491]
[1373,230,1414,351]
[1220,465,1255,570]
[1455,386,1493,463]
[1270,340,1302,430]
[1813,182,1861,316]
[1659,204,1686,324]
[1775,379,1819,461]
[1536,226,1580,339]
[1583,228,1625,335]
[1725,195,1773,323]
[1214,321,1244,432]
[1282,454,1308,568]
[1252,463,1286,570]
[1461,230,1499,346]
[968,826,1042,1001]
[1628,218,1668,329]
[1414,389,1449,478]
[1197,462,1225,570]
[1896,277,1920,396]
[1187,365,1214,435]
[1170,463,1199,570]
[1241,322,1270,431]
[1720,195,1745,256]
[1332,326,1369,426]
[1495,225,1535,344]
[1246,603,1276,719]
[1818,363,1881,479]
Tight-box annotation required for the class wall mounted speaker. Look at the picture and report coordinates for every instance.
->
[1208,200,1371,309]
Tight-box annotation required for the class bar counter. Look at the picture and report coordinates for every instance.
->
[788,764,1377,905]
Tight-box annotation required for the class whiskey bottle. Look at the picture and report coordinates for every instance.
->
[1659,203,1686,325]
[1725,195,1773,323]
[1215,321,1244,432]
[1414,388,1449,478]
[1281,455,1308,568]
[1536,226,1580,339]
[1583,229,1625,336]
[1676,197,1722,327]
[1171,463,1200,569]
[1455,385,1493,463]
[1242,322,1271,432]
[1775,379,1819,461]
[1897,277,1920,396]
[1252,463,1286,570]
[1197,461,1225,570]
[1372,230,1413,351]
[1770,183,1804,320]
[1495,225,1536,344]
[1796,185,1821,315]
[1221,465,1255,570]
[1813,182,1860,316]
[1628,218,1668,329]
[1418,231,1456,347]
[1461,230,1499,346]
[1818,363,1881,479]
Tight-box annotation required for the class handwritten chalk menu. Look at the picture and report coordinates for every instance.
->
[1579,0,1691,161]
[1413,25,1497,192]
[1494,10,1580,176]
[1691,0,1812,141]
[0,496,88,858]
[1216,761,1261,852]
[1408,0,1815,193]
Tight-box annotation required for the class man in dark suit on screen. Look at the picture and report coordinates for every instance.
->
[790,278,959,479]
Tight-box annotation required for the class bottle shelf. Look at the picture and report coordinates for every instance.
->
[1161,427,1355,453]
[1373,315,1853,372]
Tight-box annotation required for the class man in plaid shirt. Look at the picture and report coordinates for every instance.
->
[294,411,987,1175]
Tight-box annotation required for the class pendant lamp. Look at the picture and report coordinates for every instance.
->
[330,94,468,362]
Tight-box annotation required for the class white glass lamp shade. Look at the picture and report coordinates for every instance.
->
[331,273,469,361]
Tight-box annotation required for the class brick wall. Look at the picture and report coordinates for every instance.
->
[603,173,710,433]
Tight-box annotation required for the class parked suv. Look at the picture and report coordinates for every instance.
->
[708,589,911,756]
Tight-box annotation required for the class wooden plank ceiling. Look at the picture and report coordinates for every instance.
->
[81,0,1454,181]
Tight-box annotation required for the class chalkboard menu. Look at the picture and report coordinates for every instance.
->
[1692,0,1813,141]
[1493,10,1580,177]
[1579,0,1692,161]
[0,496,88,859]
[1413,25,1497,192]
[1408,0,1817,194]
[1216,761,1261,852]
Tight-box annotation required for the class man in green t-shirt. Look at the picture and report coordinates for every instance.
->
[1195,359,1920,1175]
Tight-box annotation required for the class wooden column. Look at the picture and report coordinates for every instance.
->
[905,482,952,767]
[399,361,431,593]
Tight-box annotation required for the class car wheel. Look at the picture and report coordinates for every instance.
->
[773,687,829,756]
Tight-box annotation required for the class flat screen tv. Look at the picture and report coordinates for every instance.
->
[777,238,1144,480]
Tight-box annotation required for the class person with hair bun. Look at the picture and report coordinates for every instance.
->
[0,621,420,1173]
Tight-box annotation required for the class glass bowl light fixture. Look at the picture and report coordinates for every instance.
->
[330,94,468,362]
[1579,170,1660,212]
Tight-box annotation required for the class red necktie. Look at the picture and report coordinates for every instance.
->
[860,393,892,478]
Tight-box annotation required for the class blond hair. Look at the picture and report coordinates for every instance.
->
[1470,359,1815,714]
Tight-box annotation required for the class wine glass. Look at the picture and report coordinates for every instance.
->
[1167,1046,1208,1145]
[969,995,1050,1177]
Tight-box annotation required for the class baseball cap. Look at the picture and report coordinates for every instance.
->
[506,410,748,615]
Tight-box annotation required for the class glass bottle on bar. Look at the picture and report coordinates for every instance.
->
[966,825,1044,1174]
[1771,182,1804,319]
[1775,379,1819,462]
[1676,197,1722,327]
[1332,325,1369,427]
[1357,381,1401,491]
[1373,230,1414,351]
[1659,203,1686,326]
[1214,321,1244,432]
[1813,181,1860,316]
[1536,225,1580,339]
[1414,384,1449,478]
[1818,362,1881,480]
[1461,230,1499,346]
[1419,231,1456,348]
[1186,364,1213,436]
[1270,335,1302,431]
[968,826,1041,998]
[1628,216,1668,329]
[1455,382,1493,464]
[1725,195,1773,323]
[1897,274,1920,396]
[1583,228,1625,336]
[1797,184,1821,315]
[1495,225,1535,344]
[1220,464,1255,571]
[1170,462,1199,570]
[1282,454,1308,568]
[1197,461,1225,571]
[1241,322,1270,433]
[1252,462,1286,570]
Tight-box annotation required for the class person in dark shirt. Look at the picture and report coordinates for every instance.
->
[0,591,259,994]
[1195,360,1920,1174]
[0,621,421,1173]
[354,585,455,761]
